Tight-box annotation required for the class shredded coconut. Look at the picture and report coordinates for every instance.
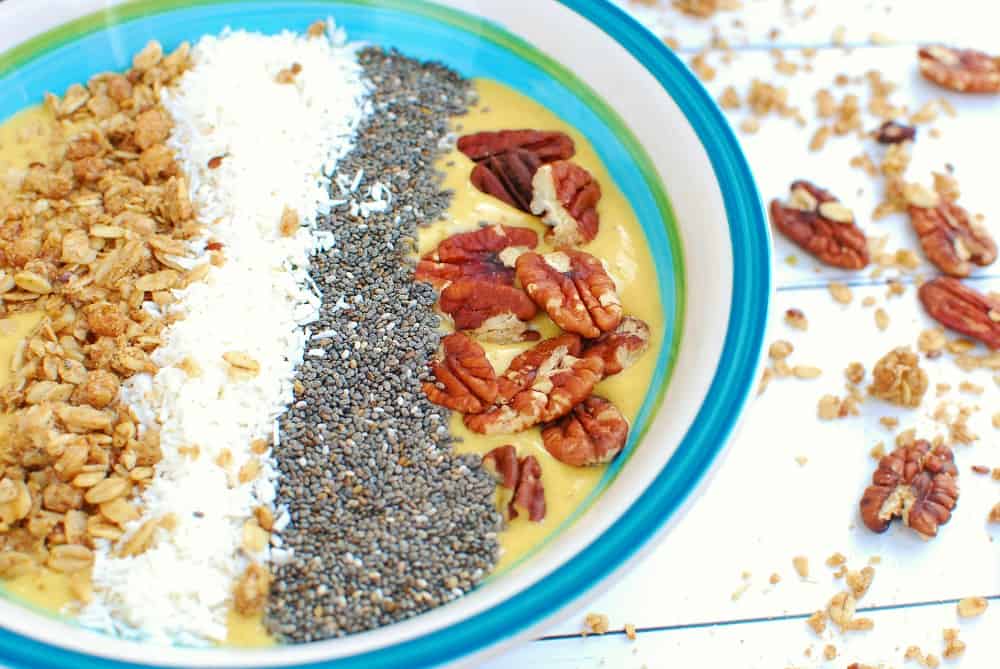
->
[79,24,369,644]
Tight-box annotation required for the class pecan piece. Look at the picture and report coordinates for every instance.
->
[918,277,1000,350]
[918,45,1000,93]
[482,444,519,489]
[438,278,539,343]
[465,341,603,435]
[496,333,583,402]
[512,455,546,521]
[481,445,546,522]
[860,440,959,538]
[415,225,538,289]
[421,333,498,413]
[769,181,869,269]
[470,149,542,212]
[583,316,651,377]
[874,121,916,145]
[458,129,575,163]
[907,198,995,278]
[516,250,622,339]
[530,161,601,247]
[542,396,628,466]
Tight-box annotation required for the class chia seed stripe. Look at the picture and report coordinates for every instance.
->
[266,48,502,642]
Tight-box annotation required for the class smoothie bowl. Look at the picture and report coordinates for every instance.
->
[0,1,769,666]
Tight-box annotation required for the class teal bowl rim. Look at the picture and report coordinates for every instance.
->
[0,1,770,667]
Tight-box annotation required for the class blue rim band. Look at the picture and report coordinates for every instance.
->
[0,1,769,667]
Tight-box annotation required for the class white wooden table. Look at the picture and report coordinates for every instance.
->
[485,1,1000,667]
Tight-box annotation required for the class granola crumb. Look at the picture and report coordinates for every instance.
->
[793,555,809,578]
[956,596,988,618]
[806,610,826,634]
[740,117,760,134]
[809,125,831,151]
[624,623,637,641]
[793,365,822,380]
[584,612,610,635]
[879,416,899,430]
[942,628,966,659]
[718,85,741,109]
[846,362,865,384]
[769,572,781,584]
[870,442,887,459]
[826,552,847,568]
[958,381,983,395]
[823,644,837,660]
[785,308,808,330]
[989,502,1000,523]
[828,281,853,304]
[769,340,794,360]
[875,307,890,331]
[795,455,809,466]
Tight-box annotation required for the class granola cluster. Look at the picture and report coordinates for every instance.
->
[0,41,197,587]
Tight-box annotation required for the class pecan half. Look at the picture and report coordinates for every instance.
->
[542,396,628,466]
[465,341,603,435]
[470,150,542,212]
[769,180,869,269]
[516,250,622,339]
[874,121,916,145]
[439,278,539,343]
[415,225,538,289]
[458,129,575,163]
[860,440,959,538]
[918,277,1000,350]
[421,333,498,413]
[583,316,651,377]
[908,199,995,278]
[530,161,601,247]
[481,445,546,522]
[918,45,1000,93]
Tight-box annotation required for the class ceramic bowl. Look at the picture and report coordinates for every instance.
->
[0,1,770,666]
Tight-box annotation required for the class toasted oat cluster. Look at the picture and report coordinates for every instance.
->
[0,42,197,583]
[868,347,928,408]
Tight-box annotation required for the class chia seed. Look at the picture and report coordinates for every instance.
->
[266,48,501,642]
